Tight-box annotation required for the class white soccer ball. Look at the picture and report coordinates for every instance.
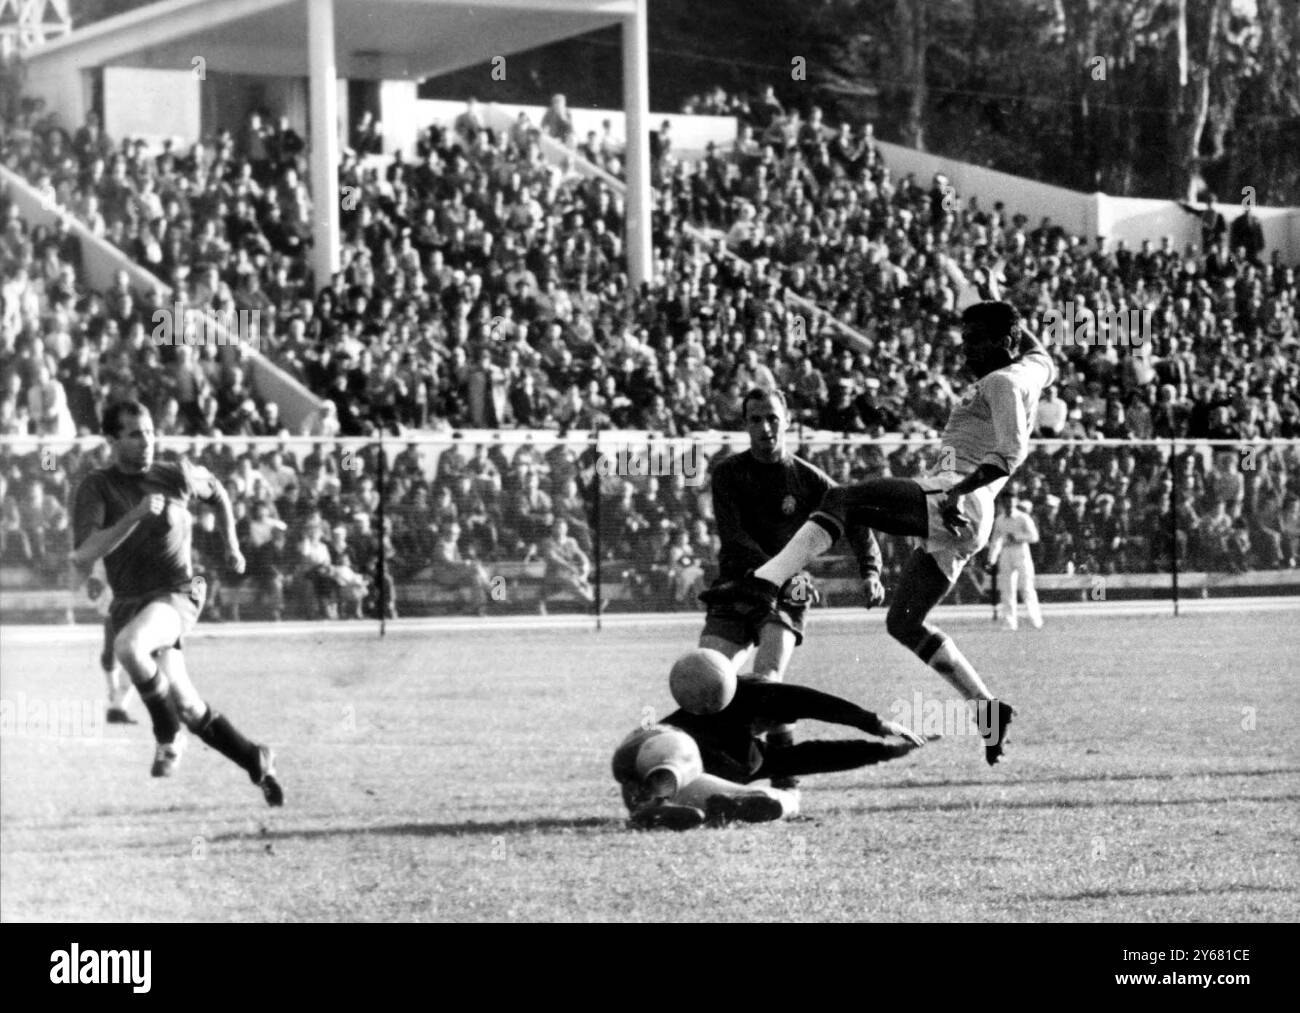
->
[669,648,737,714]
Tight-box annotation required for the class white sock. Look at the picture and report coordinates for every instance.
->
[105,668,133,709]
[928,639,993,700]
[754,523,834,585]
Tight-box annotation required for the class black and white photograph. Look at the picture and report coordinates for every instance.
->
[0,0,1295,964]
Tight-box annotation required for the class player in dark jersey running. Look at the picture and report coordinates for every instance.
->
[699,388,886,796]
[613,678,930,829]
[71,401,283,805]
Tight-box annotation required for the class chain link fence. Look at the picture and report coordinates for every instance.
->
[2,434,1298,627]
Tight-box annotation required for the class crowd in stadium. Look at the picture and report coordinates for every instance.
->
[2,78,1299,614]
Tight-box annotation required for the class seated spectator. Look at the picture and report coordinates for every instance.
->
[427,521,495,614]
[664,526,706,606]
[541,517,595,607]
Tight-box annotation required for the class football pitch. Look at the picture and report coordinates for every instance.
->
[2,604,1297,923]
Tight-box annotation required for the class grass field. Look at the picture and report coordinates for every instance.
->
[1,605,1297,922]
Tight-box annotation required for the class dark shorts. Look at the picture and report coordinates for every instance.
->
[700,584,807,648]
[104,578,207,660]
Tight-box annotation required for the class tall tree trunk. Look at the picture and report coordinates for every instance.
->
[897,0,927,150]
[1168,0,1223,199]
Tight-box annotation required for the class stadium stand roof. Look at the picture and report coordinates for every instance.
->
[23,0,636,82]
[22,0,653,287]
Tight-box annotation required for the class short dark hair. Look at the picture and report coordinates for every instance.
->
[101,400,150,438]
[742,387,787,420]
[960,301,1019,351]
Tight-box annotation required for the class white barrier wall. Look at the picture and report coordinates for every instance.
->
[1098,194,1300,258]
[103,67,201,151]
[874,139,1098,239]
[875,138,1300,260]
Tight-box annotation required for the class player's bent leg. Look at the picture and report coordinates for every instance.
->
[885,548,992,699]
[113,604,183,758]
[697,634,754,670]
[818,479,930,538]
[102,621,137,723]
[674,773,793,824]
[750,621,797,682]
[158,649,284,806]
[761,739,924,780]
[113,602,184,684]
[751,479,928,590]
[886,549,1014,764]
[751,621,800,791]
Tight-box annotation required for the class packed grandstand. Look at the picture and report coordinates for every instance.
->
[2,77,1298,617]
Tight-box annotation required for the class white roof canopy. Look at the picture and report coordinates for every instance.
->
[26,0,634,81]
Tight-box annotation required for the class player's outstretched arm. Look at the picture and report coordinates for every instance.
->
[192,463,245,574]
[846,525,885,607]
[71,493,163,568]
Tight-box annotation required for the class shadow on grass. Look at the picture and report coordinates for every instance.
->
[842,792,1300,815]
[208,815,616,844]
[859,766,1300,793]
[1027,884,1295,903]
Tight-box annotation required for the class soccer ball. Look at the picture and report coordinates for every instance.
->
[669,648,737,714]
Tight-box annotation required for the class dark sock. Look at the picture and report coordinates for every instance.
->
[193,708,262,776]
[137,673,180,745]
[767,727,795,750]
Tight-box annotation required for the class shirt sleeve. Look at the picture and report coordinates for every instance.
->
[71,474,106,550]
[180,458,223,501]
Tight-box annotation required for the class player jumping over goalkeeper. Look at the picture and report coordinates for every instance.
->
[703,263,1055,766]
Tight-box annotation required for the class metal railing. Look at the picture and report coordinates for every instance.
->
[2,434,1298,628]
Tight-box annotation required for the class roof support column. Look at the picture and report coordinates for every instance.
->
[621,0,651,290]
[307,0,340,291]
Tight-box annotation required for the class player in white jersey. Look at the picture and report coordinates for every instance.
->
[987,499,1043,630]
[703,270,1056,765]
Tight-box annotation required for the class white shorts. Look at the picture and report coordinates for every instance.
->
[915,472,1000,583]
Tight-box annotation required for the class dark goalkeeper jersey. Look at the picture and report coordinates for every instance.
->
[711,450,881,580]
[665,681,887,783]
[72,459,217,600]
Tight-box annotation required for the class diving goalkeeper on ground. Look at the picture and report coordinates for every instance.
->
[613,677,930,830]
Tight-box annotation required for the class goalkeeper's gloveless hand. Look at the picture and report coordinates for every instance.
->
[862,573,885,609]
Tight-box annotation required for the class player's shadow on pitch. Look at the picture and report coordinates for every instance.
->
[843,791,1300,815]
[870,766,1300,792]
[210,816,613,844]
